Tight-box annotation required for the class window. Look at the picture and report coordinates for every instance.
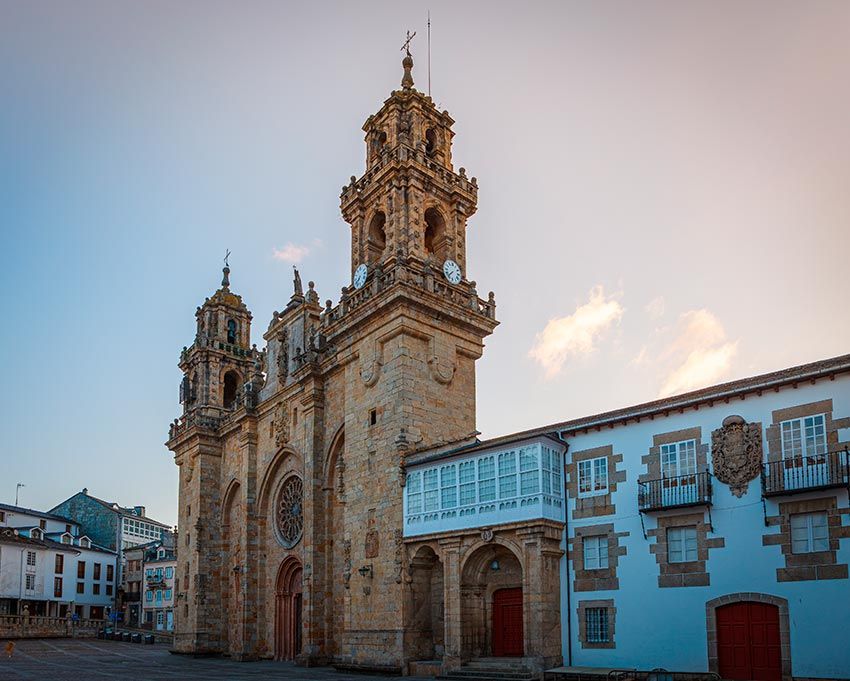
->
[478,456,496,502]
[790,512,829,553]
[585,607,609,643]
[165,567,173,579]
[39,519,47,530]
[459,461,476,506]
[0,510,5,522]
[583,535,609,570]
[146,591,153,602]
[106,565,114,582]
[406,472,422,514]
[423,469,439,512]
[55,554,64,574]
[76,582,84,594]
[781,415,827,463]
[667,526,698,563]
[80,538,90,548]
[146,610,153,622]
[93,563,101,580]
[227,319,237,344]
[25,574,35,591]
[498,451,517,498]
[26,550,36,567]
[519,447,540,495]
[165,588,173,601]
[660,440,697,478]
[578,457,608,497]
[106,584,113,596]
[155,590,163,603]
[369,408,377,426]
[65,524,71,533]
[54,577,63,598]
[61,535,71,544]
[440,465,457,509]
[146,568,153,577]
[156,568,163,579]
[93,583,100,595]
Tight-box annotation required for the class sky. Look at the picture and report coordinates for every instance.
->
[1,1,848,526]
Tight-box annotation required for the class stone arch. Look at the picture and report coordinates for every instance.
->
[705,593,791,681]
[424,206,448,263]
[367,210,387,263]
[460,541,525,659]
[257,446,303,517]
[405,545,445,662]
[221,478,244,656]
[275,556,303,661]
[222,369,242,409]
[322,425,346,658]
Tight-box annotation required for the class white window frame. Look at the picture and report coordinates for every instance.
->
[582,535,609,570]
[790,511,829,553]
[578,457,608,498]
[660,440,697,479]
[781,414,827,464]
[667,526,698,563]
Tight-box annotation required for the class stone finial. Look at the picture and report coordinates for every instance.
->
[401,53,414,89]
[221,265,230,289]
[307,281,319,305]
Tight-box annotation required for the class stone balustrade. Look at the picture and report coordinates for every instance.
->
[0,614,104,639]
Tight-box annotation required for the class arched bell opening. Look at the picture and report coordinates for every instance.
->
[424,207,448,264]
[367,211,387,263]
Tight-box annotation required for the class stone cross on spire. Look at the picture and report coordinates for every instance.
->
[400,30,416,89]
[222,249,231,288]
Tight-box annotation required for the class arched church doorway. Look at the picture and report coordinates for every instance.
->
[460,544,524,659]
[406,546,445,661]
[275,558,303,661]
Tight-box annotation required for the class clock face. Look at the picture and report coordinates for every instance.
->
[443,259,462,284]
[353,263,368,289]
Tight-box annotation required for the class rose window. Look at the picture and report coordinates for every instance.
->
[275,477,304,548]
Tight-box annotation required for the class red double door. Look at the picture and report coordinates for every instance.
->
[716,602,782,681]
[492,588,524,657]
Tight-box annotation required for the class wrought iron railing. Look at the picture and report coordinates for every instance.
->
[761,449,850,496]
[638,471,713,511]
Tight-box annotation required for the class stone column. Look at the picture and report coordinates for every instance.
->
[439,538,463,671]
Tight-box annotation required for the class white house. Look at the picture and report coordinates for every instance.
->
[0,504,118,619]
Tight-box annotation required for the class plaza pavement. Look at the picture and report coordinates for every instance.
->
[0,639,431,680]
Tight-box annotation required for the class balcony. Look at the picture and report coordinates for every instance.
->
[145,575,165,587]
[638,472,713,512]
[762,449,849,497]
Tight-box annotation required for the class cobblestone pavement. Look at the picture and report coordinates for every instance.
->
[0,639,431,681]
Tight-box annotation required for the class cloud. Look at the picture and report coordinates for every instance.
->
[657,309,738,397]
[272,242,311,263]
[645,296,666,320]
[528,286,624,379]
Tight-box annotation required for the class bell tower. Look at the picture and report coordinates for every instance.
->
[320,47,498,670]
[177,263,256,416]
[342,48,477,279]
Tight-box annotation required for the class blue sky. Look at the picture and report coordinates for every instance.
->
[2,1,848,525]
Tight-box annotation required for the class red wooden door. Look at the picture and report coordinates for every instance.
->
[717,602,781,681]
[492,588,523,657]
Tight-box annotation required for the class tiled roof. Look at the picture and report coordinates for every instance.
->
[478,353,850,446]
[0,503,75,524]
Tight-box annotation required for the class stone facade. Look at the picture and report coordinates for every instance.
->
[167,54,499,672]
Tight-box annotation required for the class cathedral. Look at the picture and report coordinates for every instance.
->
[167,46,850,681]
[166,49,562,673]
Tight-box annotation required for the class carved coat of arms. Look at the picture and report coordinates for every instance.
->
[711,415,763,497]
